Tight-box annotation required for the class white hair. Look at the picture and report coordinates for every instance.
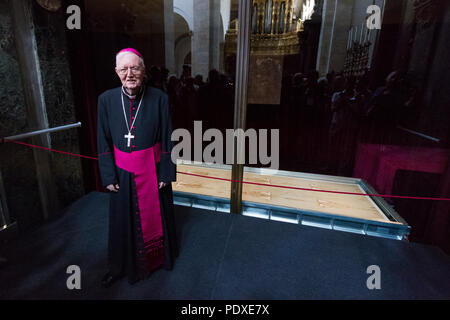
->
[115,51,145,68]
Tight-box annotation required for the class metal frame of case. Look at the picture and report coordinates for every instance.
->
[173,162,411,240]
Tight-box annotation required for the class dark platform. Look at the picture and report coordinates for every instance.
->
[0,192,449,299]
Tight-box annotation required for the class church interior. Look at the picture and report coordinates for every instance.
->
[0,0,450,300]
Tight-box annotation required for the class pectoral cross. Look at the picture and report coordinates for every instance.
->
[124,133,135,147]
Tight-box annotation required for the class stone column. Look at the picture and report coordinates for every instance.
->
[410,1,450,139]
[210,0,221,71]
[316,0,353,76]
[220,0,231,72]
[192,0,210,78]
[192,0,222,78]
[164,0,176,74]
[221,0,231,35]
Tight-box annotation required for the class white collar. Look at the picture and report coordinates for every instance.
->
[122,86,143,100]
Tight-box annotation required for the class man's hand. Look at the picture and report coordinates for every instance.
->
[159,182,168,189]
[106,184,120,193]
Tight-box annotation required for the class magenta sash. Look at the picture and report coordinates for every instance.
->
[113,143,164,270]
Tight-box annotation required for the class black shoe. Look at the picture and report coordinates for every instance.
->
[101,273,120,288]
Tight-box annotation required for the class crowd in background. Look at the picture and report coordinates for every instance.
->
[146,64,420,176]
[146,65,234,133]
[282,69,420,174]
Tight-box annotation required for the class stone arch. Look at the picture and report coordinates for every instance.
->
[173,5,193,31]
[174,12,192,77]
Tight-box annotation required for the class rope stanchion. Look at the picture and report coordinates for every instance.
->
[2,138,450,202]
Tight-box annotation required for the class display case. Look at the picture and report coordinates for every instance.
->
[172,162,411,240]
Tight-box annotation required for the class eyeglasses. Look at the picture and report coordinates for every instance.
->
[117,66,143,75]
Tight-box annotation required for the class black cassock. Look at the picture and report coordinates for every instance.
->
[97,86,178,283]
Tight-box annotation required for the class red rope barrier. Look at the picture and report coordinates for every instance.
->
[3,138,98,160]
[176,171,450,201]
[3,138,450,201]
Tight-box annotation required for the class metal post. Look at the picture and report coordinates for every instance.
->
[3,122,82,141]
[230,0,251,215]
[0,122,81,241]
[0,170,11,227]
[0,169,18,242]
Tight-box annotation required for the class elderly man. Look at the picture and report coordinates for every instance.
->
[97,48,178,287]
